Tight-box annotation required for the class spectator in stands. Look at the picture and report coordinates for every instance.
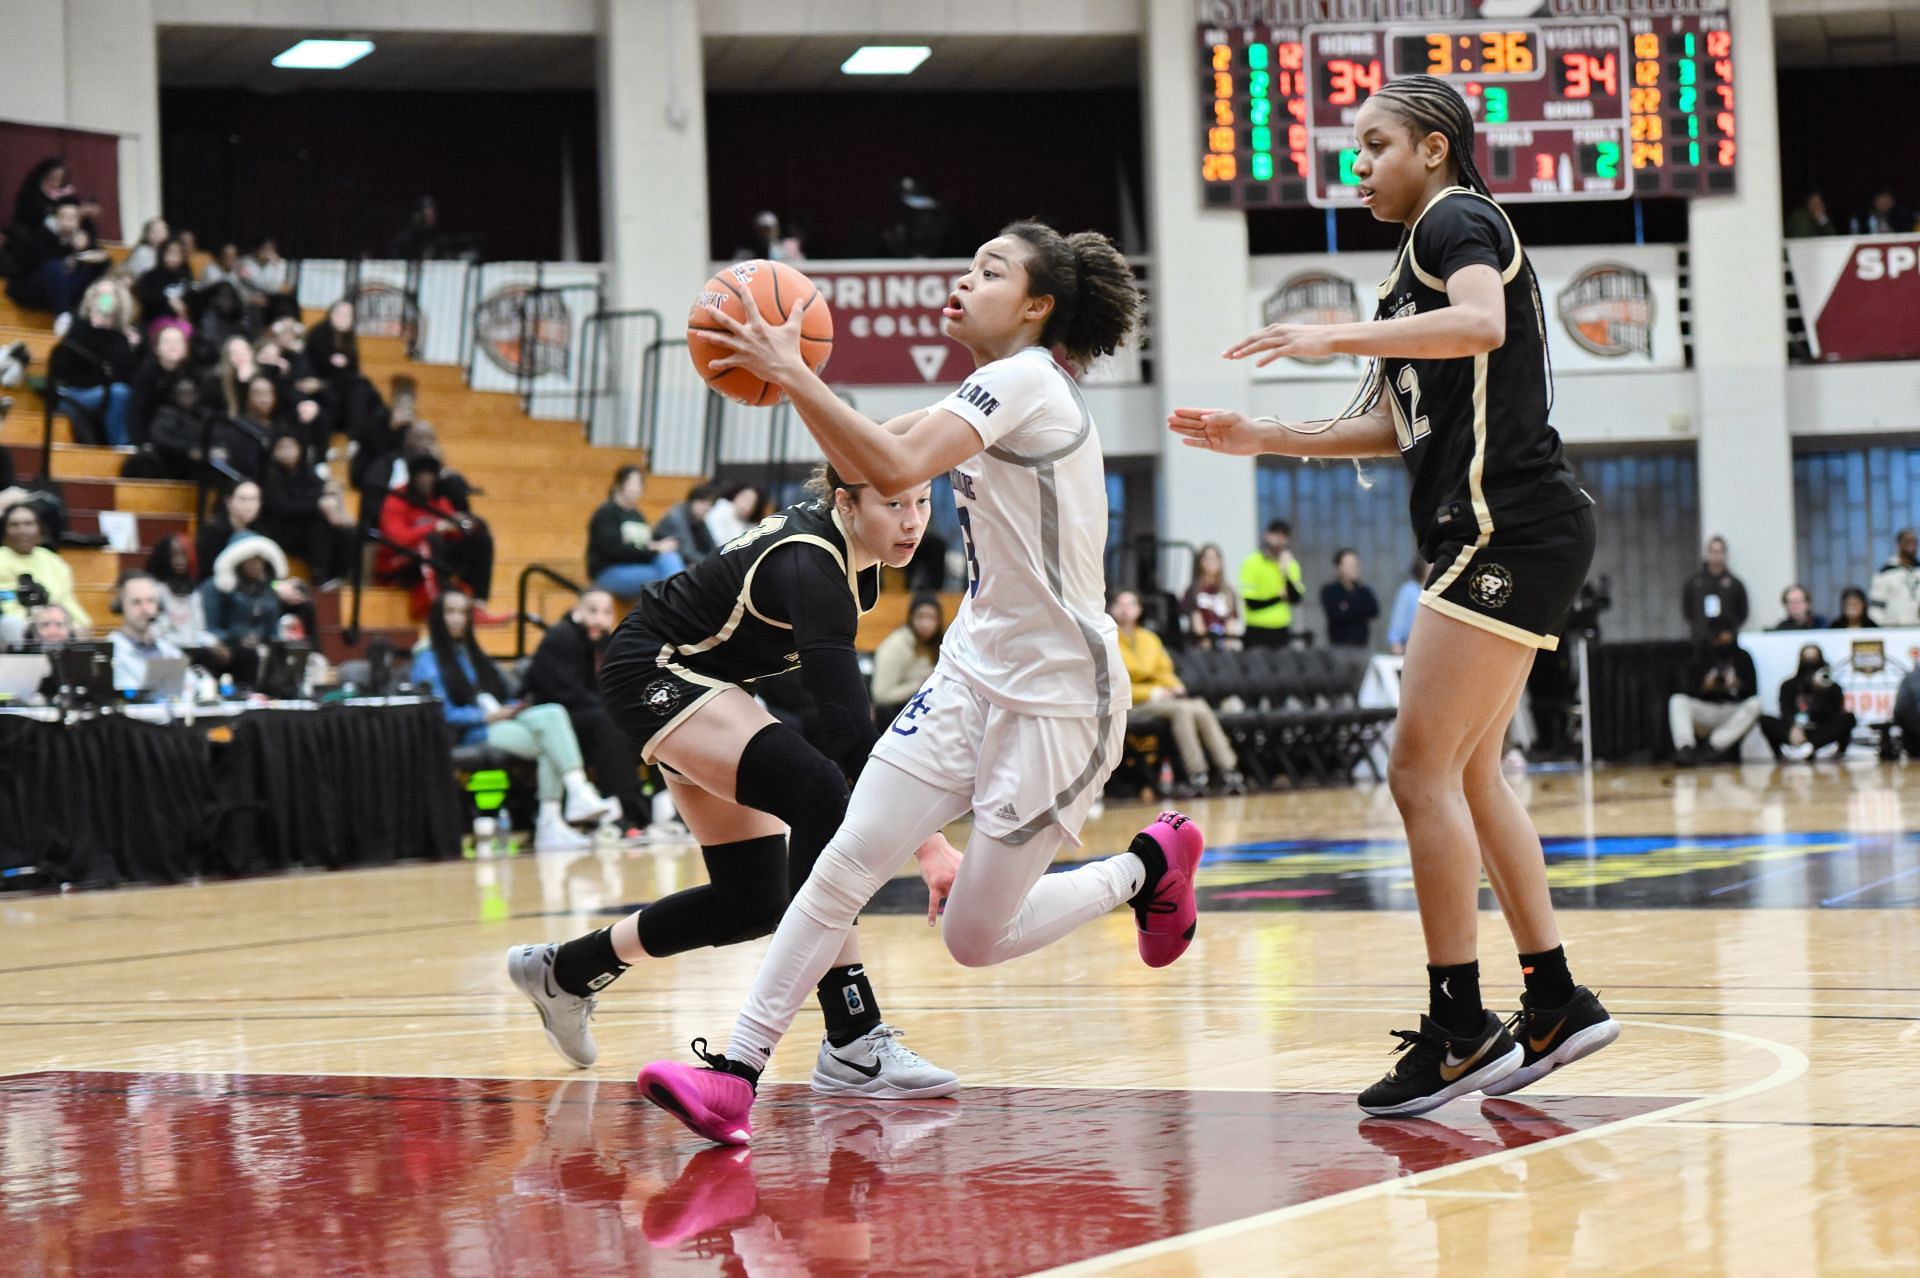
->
[9,159,91,233]
[1111,588,1243,795]
[120,217,171,279]
[238,237,291,308]
[377,454,496,617]
[1681,535,1748,640]
[1321,548,1380,648]
[309,298,357,380]
[587,466,685,599]
[651,482,720,567]
[704,482,764,546]
[198,538,295,678]
[238,375,292,448]
[1858,189,1915,235]
[195,281,257,355]
[110,572,185,691]
[194,480,265,579]
[144,374,213,479]
[1836,585,1876,629]
[6,200,107,318]
[870,593,944,726]
[1386,555,1426,654]
[1240,519,1305,648]
[1181,543,1241,649]
[199,242,241,290]
[133,238,194,336]
[735,209,807,262]
[258,433,356,588]
[522,587,650,837]
[1773,584,1827,630]
[389,197,440,260]
[1759,644,1855,762]
[412,589,614,852]
[204,334,261,420]
[50,280,137,447]
[24,602,73,648]
[1784,192,1839,238]
[1,503,91,632]
[1668,621,1762,765]
[1868,529,1920,627]
[143,534,224,663]
[126,323,192,448]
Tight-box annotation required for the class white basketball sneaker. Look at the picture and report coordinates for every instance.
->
[506,943,598,1068]
[811,1024,959,1099]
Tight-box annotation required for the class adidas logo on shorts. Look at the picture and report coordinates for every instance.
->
[995,803,1019,821]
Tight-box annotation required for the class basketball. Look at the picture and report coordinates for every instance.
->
[688,259,834,406]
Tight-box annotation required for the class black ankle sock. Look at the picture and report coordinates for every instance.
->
[1126,832,1168,910]
[1518,945,1576,1008]
[551,928,628,998]
[817,964,883,1047]
[1427,961,1484,1036]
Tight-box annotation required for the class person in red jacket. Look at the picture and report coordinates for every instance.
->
[376,454,496,617]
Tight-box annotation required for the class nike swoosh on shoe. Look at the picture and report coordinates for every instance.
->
[833,1055,883,1079]
[1438,1037,1494,1082]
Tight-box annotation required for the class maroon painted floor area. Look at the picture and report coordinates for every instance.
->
[1,1072,1676,1276]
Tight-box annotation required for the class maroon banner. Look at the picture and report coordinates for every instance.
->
[0,122,122,242]
[798,261,971,387]
[1803,237,1920,363]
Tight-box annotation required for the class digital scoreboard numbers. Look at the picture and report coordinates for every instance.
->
[1196,1,1736,210]
[1305,21,1631,206]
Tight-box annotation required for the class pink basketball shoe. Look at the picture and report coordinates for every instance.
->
[1131,811,1205,968]
[638,1039,759,1147]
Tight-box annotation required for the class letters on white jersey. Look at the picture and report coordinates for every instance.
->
[931,347,1129,719]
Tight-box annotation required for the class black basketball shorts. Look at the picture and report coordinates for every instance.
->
[1420,503,1597,651]
[601,631,735,765]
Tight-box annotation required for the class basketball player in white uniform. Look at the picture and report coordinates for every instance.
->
[635,222,1208,1145]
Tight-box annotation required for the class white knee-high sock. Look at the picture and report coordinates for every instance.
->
[726,761,970,1069]
[941,826,1143,968]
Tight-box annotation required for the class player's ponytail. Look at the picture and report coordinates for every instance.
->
[1001,220,1142,372]
[805,462,866,503]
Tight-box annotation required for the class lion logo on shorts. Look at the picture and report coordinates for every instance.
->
[642,678,683,716]
[1469,563,1515,610]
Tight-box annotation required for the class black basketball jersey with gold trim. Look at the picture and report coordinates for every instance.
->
[602,498,878,688]
[1376,187,1589,560]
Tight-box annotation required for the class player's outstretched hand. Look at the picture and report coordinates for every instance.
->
[1167,407,1267,457]
[1224,323,1336,366]
[704,295,809,385]
[913,833,964,926]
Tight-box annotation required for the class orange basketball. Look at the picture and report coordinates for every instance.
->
[688,259,833,406]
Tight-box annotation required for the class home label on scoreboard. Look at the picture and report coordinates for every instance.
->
[1197,0,1736,210]
[1304,20,1631,206]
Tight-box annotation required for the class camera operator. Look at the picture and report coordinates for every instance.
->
[1759,645,1855,761]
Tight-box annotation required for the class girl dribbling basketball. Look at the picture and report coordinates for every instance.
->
[636,221,1206,1146]
[1172,75,1618,1116]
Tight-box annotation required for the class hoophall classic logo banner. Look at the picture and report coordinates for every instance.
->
[1785,234,1920,363]
[1248,244,1684,379]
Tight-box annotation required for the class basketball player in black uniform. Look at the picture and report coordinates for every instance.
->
[507,468,965,1099]
[1171,75,1617,1116]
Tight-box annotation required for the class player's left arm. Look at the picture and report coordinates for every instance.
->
[702,300,978,492]
[1225,266,1505,364]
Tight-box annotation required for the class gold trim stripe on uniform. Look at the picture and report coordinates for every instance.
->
[1418,592,1561,652]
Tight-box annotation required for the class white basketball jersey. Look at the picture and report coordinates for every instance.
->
[931,347,1129,719]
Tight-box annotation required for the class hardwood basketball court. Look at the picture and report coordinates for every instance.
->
[5,762,1918,1275]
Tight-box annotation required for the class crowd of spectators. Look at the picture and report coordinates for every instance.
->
[1785,189,1918,237]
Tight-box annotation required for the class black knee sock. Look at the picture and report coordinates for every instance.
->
[551,927,627,998]
[1427,961,1484,1035]
[634,836,789,957]
[1518,945,1576,1008]
[817,964,883,1047]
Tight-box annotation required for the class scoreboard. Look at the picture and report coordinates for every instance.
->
[1199,0,1736,209]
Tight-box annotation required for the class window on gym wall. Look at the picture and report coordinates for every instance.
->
[1794,444,1920,627]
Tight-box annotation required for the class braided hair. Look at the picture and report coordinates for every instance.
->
[1327,75,1554,446]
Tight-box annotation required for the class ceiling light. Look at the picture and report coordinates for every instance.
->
[840,45,932,76]
[271,39,375,70]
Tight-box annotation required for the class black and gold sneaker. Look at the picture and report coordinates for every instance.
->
[1358,1011,1523,1117]
[1480,987,1619,1097]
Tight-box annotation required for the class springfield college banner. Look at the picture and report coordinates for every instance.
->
[1785,233,1920,363]
[1247,244,1685,380]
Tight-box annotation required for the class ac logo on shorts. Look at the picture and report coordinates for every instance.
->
[642,678,683,716]
[890,688,934,736]
[1469,563,1515,610]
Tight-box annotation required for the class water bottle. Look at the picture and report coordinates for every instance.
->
[472,814,498,860]
[218,673,235,700]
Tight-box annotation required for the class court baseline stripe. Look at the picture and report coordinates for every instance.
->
[1820,864,1920,906]
[1030,1019,1810,1277]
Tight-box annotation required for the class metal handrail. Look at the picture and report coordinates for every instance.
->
[513,562,585,658]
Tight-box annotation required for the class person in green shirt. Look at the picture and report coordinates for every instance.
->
[1238,519,1304,647]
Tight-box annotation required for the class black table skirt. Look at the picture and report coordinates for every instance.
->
[1,704,462,888]
[1588,639,1695,762]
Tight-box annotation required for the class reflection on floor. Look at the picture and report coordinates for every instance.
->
[0,1071,1676,1276]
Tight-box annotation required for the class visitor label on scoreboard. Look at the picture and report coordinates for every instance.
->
[1197,0,1735,210]
[796,264,970,385]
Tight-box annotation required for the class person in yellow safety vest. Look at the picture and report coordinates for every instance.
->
[1239,519,1305,647]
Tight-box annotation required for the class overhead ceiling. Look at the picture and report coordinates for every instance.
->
[1773,8,1920,65]
[156,28,1140,92]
